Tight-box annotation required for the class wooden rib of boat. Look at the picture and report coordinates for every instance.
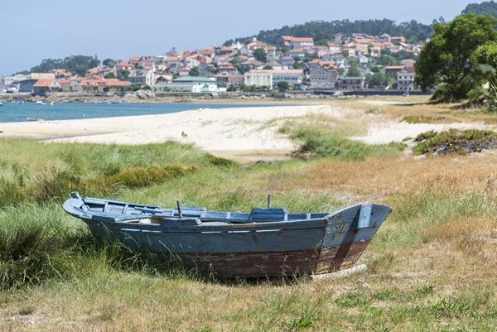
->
[63,192,391,278]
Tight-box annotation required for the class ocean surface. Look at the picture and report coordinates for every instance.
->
[0,101,290,123]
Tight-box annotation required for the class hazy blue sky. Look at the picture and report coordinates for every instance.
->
[0,0,486,76]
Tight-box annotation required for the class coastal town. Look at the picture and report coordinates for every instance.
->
[1,32,422,98]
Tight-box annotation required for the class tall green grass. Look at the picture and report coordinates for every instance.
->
[0,203,83,289]
[0,202,203,290]
[376,187,497,248]
[0,139,233,207]
[282,125,405,160]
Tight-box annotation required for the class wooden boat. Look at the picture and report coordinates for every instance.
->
[63,192,391,278]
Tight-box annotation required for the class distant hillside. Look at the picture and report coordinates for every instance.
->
[224,19,434,46]
[463,1,497,16]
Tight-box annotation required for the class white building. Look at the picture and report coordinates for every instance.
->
[168,76,218,93]
[244,69,304,88]
[244,70,273,87]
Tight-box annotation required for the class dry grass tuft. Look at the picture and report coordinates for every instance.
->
[424,216,489,256]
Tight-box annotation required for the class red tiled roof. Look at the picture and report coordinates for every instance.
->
[116,61,130,67]
[57,78,71,84]
[281,36,313,43]
[33,79,55,87]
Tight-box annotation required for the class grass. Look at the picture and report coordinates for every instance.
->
[0,140,229,207]
[278,117,405,160]
[2,97,497,330]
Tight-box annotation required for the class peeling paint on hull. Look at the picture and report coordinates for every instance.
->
[176,240,371,278]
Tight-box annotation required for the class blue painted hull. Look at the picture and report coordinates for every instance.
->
[63,192,391,278]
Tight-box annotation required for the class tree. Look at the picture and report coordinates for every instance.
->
[64,55,100,76]
[277,81,289,91]
[31,58,64,73]
[376,49,398,66]
[30,55,100,76]
[189,66,199,76]
[103,58,116,68]
[293,57,305,69]
[473,42,497,108]
[415,13,497,102]
[368,72,388,88]
[346,66,361,77]
[463,1,497,17]
[117,70,130,81]
[253,48,267,63]
[346,58,361,77]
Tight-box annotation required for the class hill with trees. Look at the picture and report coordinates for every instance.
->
[463,1,497,17]
[30,55,101,76]
[225,19,434,46]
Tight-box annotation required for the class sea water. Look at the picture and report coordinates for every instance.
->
[0,101,288,123]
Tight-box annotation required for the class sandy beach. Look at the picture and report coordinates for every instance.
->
[0,103,492,161]
[0,104,347,160]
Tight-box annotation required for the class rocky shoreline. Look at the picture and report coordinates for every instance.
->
[0,90,227,104]
[0,89,343,105]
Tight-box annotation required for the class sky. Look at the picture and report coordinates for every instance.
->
[0,0,487,77]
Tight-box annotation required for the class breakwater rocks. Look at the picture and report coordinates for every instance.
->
[1,90,184,104]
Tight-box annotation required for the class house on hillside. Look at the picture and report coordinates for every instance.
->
[51,68,72,78]
[327,42,342,55]
[370,45,382,58]
[280,36,314,49]
[217,63,238,74]
[244,38,270,53]
[309,63,339,89]
[198,46,216,58]
[390,36,406,45]
[279,56,295,68]
[116,60,132,73]
[33,79,61,96]
[88,66,115,77]
[385,66,405,76]
[128,69,155,87]
[287,48,306,58]
[216,45,235,56]
[215,72,244,88]
[401,59,416,73]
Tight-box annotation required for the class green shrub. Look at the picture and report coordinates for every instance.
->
[414,129,497,155]
[290,127,404,160]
